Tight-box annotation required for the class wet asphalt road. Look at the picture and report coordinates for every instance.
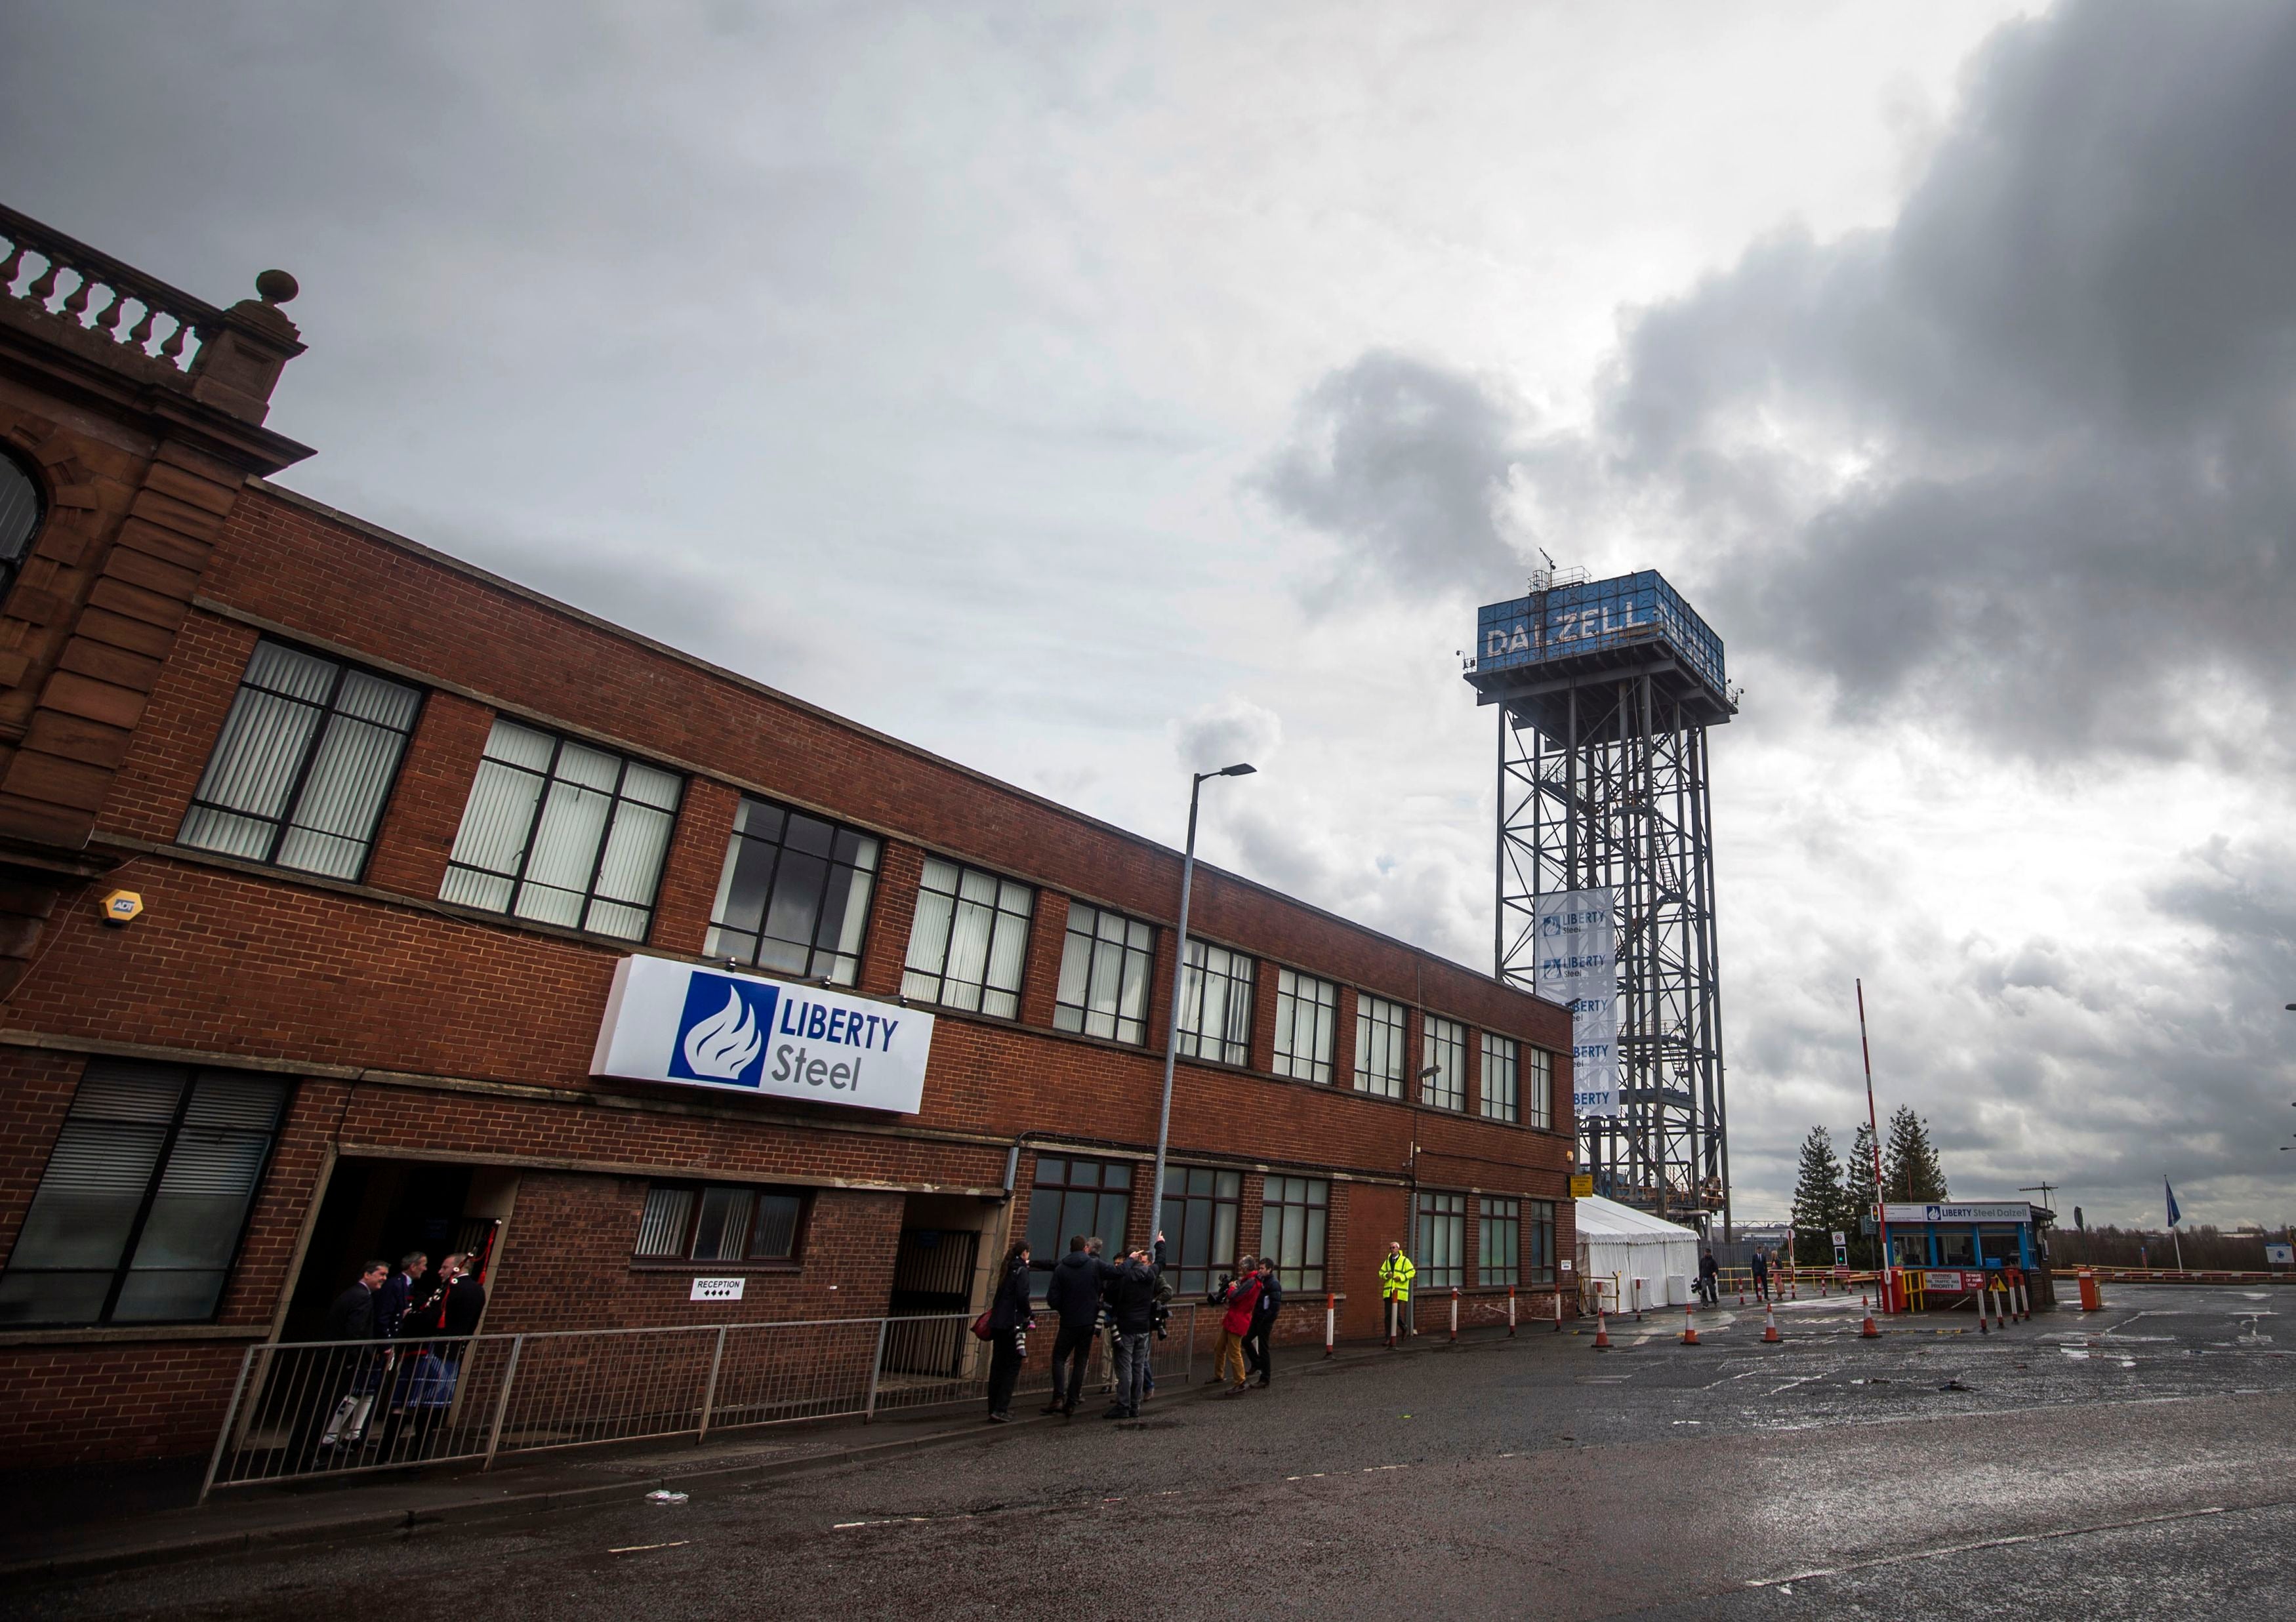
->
[16,1285,2296,1621]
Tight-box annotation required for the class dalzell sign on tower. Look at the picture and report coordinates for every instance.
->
[590,956,933,1112]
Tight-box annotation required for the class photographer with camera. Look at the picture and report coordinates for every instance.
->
[1101,1246,1160,1419]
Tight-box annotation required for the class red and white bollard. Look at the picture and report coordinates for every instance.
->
[1553,1290,1563,1333]
[1681,1301,1700,1346]
[1324,1292,1336,1358]
[1450,1286,1460,1343]
[1976,1289,1990,1334]
[1763,1302,1781,1343]
[1507,1286,1517,1337]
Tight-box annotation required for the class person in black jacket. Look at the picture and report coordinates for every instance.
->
[326,1261,388,1343]
[1100,1249,1160,1419]
[373,1251,427,1343]
[985,1242,1035,1422]
[437,1253,488,1341]
[1041,1236,1115,1417]
[1243,1255,1283,1388]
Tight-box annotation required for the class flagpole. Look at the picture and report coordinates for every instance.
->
[2167,1175,2185,1273]
[1858,980,1889,1312]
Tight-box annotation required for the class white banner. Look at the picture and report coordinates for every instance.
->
[1533,888,1619,1118]
[592,955,932,1113]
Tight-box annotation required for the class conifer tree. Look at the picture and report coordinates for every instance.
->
[1847,1123,1880,1267]
[1882,1105,1948,1202]
[1790,1126,1847,1265]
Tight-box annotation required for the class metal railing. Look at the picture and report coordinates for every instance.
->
[201,1305,1215,1502]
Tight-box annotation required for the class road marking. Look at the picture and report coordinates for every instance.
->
[608,1541,691,1554]
[1746,1503,2246,1587]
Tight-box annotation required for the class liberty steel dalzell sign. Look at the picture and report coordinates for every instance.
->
[591,956,932,1112]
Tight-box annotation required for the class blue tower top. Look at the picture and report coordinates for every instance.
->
[1467,569,1734,727]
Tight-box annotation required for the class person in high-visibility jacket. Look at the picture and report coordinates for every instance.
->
[1379,1241,1416,1341]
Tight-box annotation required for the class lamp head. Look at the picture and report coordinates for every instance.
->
[1218,763,1256,777]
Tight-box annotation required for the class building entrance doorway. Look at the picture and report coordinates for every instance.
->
[282,1158,513,1343]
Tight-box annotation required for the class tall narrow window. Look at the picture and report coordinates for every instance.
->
[707,797,879,984]
[1263,1176,1328,1292]
[1480,1033,1519,1124]
[901,857,1035,1017]
[1271,969,1338,1084]
[1525,1199,1556,1285]
[179,639,421,881]
[1157,1167,1241,1295]
[1479,1197,1521,1286]
[1355,993,1406,1099]
[1415,1191,1466,1290]
[0,451,43,603]
[1527,1046,1554,1129]
[440,718,683,942]
[1176,941,1254,1065]
[1023,1156,1133,1296]
[0,1059,289,1327]
[1421,1015,1466,1112]
[1053,902,1156,1045]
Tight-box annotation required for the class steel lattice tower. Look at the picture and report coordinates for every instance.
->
[1464,570,1737,1233]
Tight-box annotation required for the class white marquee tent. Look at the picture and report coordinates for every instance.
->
[1575,1194,1702,1310]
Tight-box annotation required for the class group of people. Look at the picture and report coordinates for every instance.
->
[1694,1246,1776,1305]
[981,1230,1294,1423]
[317,1249,489,1454]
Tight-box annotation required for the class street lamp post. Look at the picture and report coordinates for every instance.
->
[1149,763,1256,1240]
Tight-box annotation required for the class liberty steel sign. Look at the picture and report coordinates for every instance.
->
[591,955,931,1112]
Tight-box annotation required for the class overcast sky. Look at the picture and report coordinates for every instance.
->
[8,0,2292,1227]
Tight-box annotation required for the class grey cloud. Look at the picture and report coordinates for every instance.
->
[1170,696,1282,775]
[1601,0,2296,761]
[1255,351,1527,601]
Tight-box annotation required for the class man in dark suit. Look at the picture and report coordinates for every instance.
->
[373,1251,428,1342]
[326,1261,388,1342]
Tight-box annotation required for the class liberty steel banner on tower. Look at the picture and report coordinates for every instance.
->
[591,955,932,1113]
[1532,889,1620,1118]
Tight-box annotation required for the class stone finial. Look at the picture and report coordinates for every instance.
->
[255,268,299,306]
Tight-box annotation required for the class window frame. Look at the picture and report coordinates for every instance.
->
[1175,939,1255,1066]
[178,638,424,883]
[1355,992,1407,1099]
[1525,1198,1557,1285]
[1157,1166,1242,1295]
[632,1181,808,1267]
[1052,901,1157,1046]
[1421,1015,1467,1112]
[900,855,1036,1019]
[440,719,685,943]
[1262,1175,1329,1293]
[0,1059,291,1329]
[1271,968,1338,1084]
[1478,1196,1521,1287]
[1023,1155,1135,1295]
[1479,1032,1519,1125]
[1527,1045,1555,1130]
[705,794,881,985]
[1415,1190,1467,1290]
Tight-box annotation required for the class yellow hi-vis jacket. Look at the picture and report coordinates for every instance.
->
[1379,1251,1416,1301]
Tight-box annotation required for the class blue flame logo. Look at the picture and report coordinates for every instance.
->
[668,971,777,1087]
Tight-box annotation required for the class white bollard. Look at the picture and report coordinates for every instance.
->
[1449,1287,1460,1343]
[1507,1286,1517,1337]
[1324,1293,1336,1358]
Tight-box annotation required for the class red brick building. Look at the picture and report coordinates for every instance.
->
[0,205,1574,1469]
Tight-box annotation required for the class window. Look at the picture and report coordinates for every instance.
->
[901,856,1035,1017]
[1480,1033,1519,1124]
[0,1059,289,1327]
[440,719,683,942]
[707,797,879,984]
[1479,1197,1521,1286]
[1053,902,1156,1045]
[1263,1176,1328,1292]
[634,1183,804,1263]
[1525,1199,1555,1285]
[1158,1167,1241,1295]
[1271,969,1338,1083]
[1023,1156,1133,1295]
[1355,993,1406,1099]
[178,639,421,880]
[1176,941,1254,1065]
[1527,1046,1554,1129]
[1416,1191,1466,1290]
[0,450,41,601]
[1422,1015,1466,1111]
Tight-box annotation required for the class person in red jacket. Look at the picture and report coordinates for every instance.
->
[1214,1255,1262,1393]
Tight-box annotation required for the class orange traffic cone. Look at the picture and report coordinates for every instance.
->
[1593,1309,1611,1350]
[1681,1303,1700,1346]
[1860,1305,1880,1339]
[1763,1303,1781,1343]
